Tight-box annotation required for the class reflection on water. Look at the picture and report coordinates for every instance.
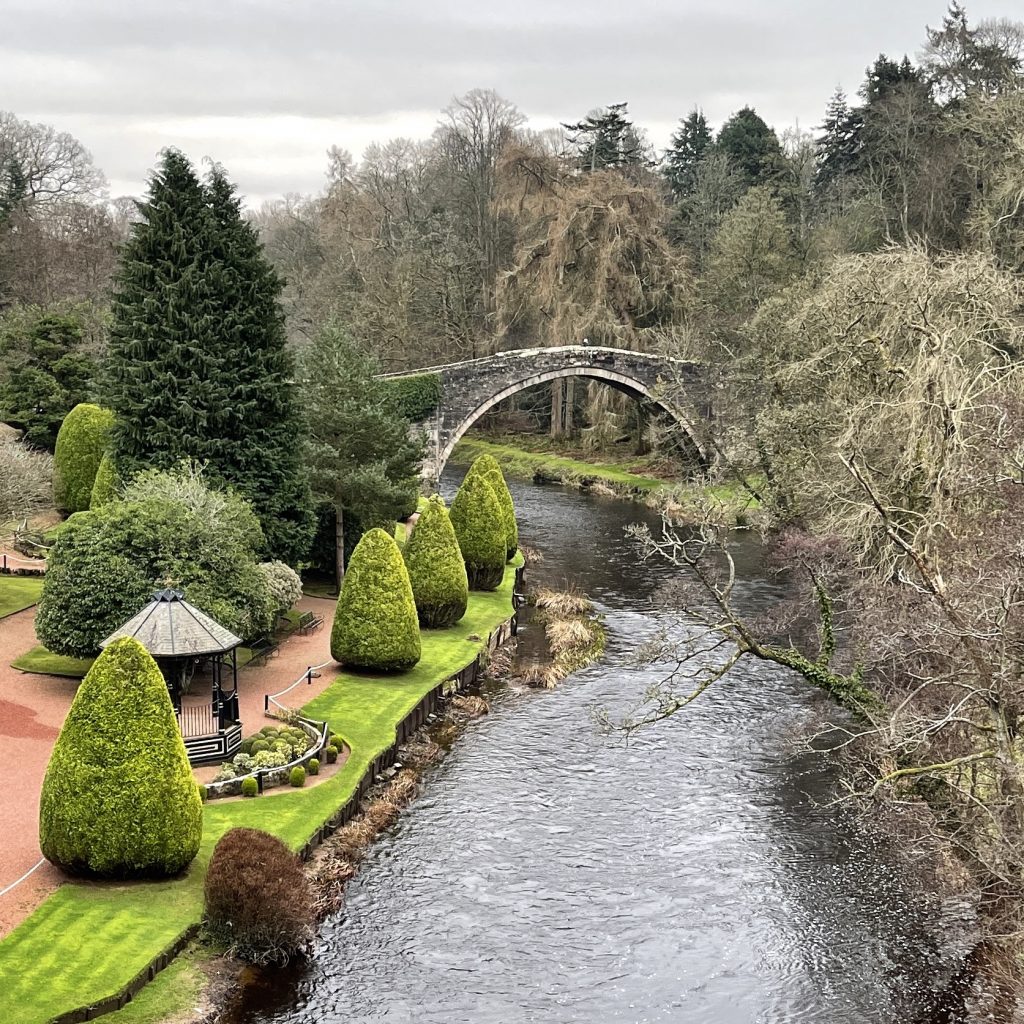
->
[222,471,970,1024]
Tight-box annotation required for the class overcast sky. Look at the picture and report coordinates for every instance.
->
[3,0,1023,205]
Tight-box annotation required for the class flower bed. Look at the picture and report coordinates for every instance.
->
[205,716,330,799]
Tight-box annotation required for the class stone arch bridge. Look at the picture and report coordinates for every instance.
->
[381,346,706,485]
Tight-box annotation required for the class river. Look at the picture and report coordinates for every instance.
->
[222,469,973,1023]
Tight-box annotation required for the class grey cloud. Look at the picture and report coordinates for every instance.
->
[4,0,1023,200]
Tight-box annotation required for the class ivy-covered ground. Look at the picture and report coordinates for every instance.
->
[0,559,521,1024]
[0,576,44,620]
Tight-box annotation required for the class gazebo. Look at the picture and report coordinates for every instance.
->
[100,588,243,764]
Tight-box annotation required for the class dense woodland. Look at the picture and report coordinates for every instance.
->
[6,0,1024,967]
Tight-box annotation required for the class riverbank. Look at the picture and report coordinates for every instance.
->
[452,435,761,524]
[0,558,523,1024]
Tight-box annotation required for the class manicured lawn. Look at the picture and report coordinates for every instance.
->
[11,645,95,678]
[0,576,44,619]
[0,559,521,1024]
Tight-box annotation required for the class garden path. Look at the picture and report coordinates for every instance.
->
[0,593,338,939]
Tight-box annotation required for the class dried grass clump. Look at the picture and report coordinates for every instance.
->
[546,617,596,656]
[520,544,544,566]
[398,736,444,770]
[532,587,594,617]
[450,694,490,719]
[382,768,419,806]
[519,662,561,689]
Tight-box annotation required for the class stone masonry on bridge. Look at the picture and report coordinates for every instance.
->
[383,346,706,485]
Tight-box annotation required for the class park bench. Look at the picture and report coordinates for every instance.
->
[248,636,279,666]
[298,609,324,634]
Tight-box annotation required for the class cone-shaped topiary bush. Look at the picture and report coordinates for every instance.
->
[89,451,119,509]
[330,527,422,671]
[204,827,313,964]
[403,495,469,628]
[449,470,506,591]
[54,403,115,513]
[468,454,518,561]
[39,636,202,877]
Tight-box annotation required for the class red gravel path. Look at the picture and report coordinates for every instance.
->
[0,594,337,939]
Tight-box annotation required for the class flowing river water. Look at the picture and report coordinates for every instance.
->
[222,468,975,1024]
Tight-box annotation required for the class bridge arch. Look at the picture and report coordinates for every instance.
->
[434,365,702,482]
[382,346,707,486]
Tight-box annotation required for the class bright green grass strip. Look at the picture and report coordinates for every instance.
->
[0,576,44,619]
[453,437,667,490]
[101,942,209,1024]
[11,645,95,678]
[0,559,521,1024]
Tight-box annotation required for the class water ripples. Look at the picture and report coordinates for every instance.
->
[223,476,964,1024]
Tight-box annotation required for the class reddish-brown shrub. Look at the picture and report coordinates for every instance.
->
[203,827,314,964]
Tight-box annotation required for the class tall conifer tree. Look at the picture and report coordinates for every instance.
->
[663,108,713,199]
[105,150,313,563]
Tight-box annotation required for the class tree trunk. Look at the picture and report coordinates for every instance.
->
[550,379,564,437]
[334,503,345,594]
[564,377,575,437]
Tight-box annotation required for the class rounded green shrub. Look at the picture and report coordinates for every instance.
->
[330,527,422,672]
[449,470,506,591]
[198,784,208,803]
[330,733,343,749]
[54,403,115,513]
[35,468,277,659]
[325,744,339,764]
[289,766,306,788]
[204,828,313,964]
[403,495,468,628]
[89,451,120,509]
[468,455,518,561]
[241,777,258,798]
[251,739,270,754]
[307,758,320,776]
[39,636,202,877]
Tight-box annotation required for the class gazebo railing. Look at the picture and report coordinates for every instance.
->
[176,703,219,738]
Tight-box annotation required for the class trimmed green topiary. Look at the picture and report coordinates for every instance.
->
[289,766,306,787]
[251,739,270,754]
[39,636,202,877]
[403,495,468,628]
[329,733,343,749]
[54,403,115,513]
[330,527,422,672]
[469,455,518,561]
[241,777,258,798]
[325,744,339,764]
[89,451,120,509]
[307,758,320,776]
[449,469,506,591]
[197,784,208,803]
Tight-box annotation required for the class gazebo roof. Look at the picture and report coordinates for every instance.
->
[100,588,242,657]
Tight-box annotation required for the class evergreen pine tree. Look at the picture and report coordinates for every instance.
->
[563,103,646,171]
[663,109,713,199]
[104,151,313,563]
[716,107,783,185]
[814,88,862,194]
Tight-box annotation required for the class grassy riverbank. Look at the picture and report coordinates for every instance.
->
[0,560,521,1024]
[453,435,761,523]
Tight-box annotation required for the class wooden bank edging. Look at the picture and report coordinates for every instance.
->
[47,565,524,1024]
